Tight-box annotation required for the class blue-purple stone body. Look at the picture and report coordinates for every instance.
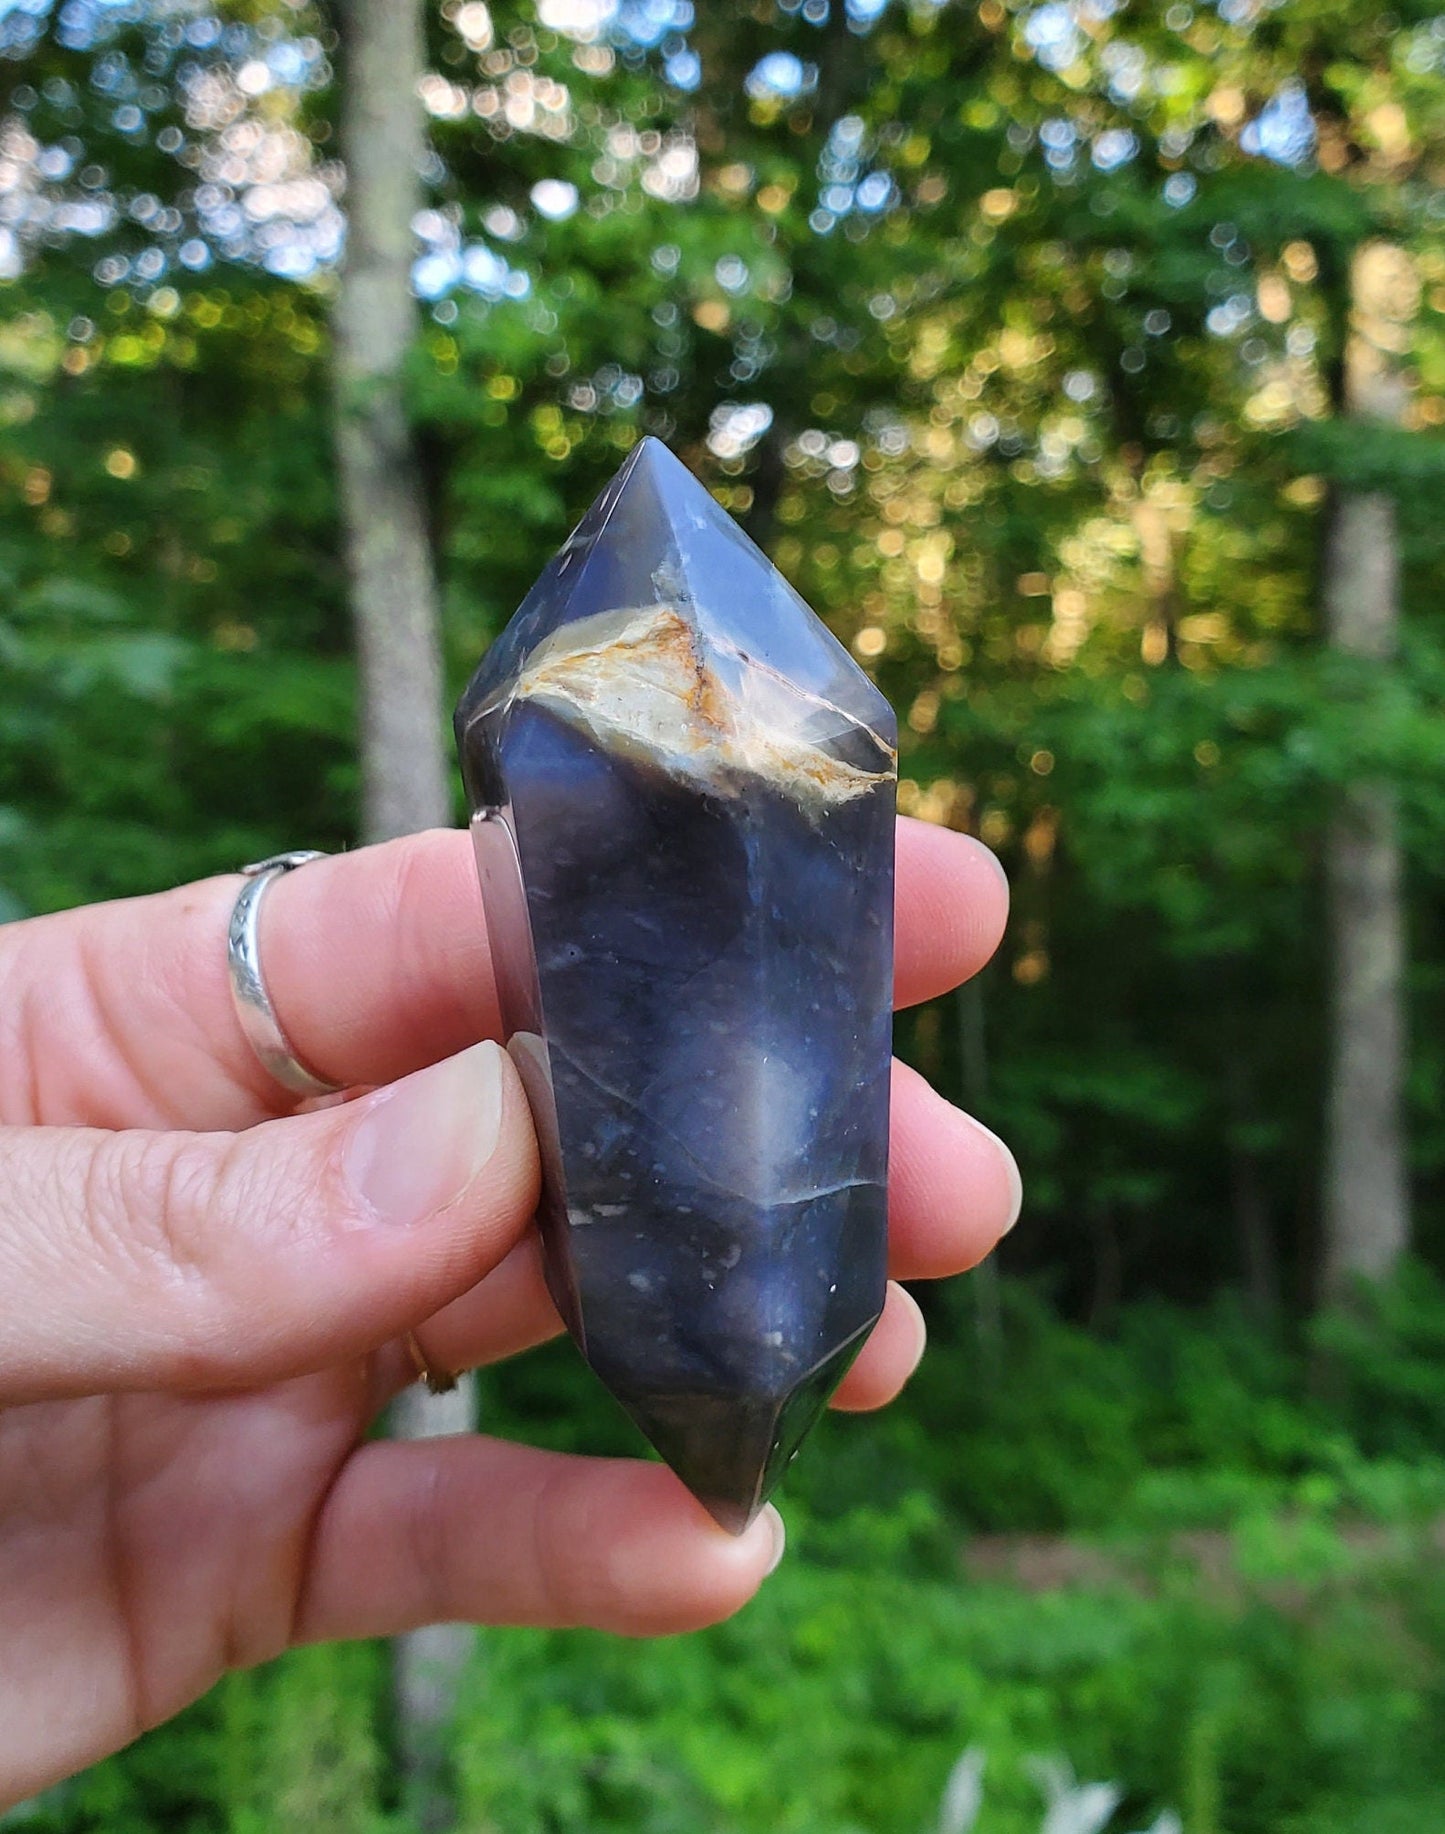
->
[455,438,896,1531]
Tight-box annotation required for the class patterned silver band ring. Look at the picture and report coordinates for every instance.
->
[227,851,344,1099]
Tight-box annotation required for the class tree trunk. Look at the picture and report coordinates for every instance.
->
[332,3,474,1825]
[1320,240,1415,1300]
[334,0,449,845]
[382,1384,477,1832]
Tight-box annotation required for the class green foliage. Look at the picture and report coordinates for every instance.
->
[4,1,1445,1829]
[15,1277,1445,1834]
[445,1535,1445,1834]
[1313,1261,1445,1461]
[5,0,1445,1299]
[482,1265,1445,1540]
[3,1645,388,1834]
[217,1646,387,1834]
[909,1274,1445,1533]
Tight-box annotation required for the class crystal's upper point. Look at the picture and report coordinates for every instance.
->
[456,436,898,792]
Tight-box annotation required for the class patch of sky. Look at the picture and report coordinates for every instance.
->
[264,242,316,281]
[707,401,773,460]
[1022,0,1124,70]
[263,40,309,87]
[0,0,49,53]
[714,253,749,293]
[412,207,527,303]
[812,113,890,223]
[1239,79,1315,167]
[1100,40,1148,103]
[34,141,71,179]
[484,204,523,241]
[3,6,343,285]
[664,46,700,89]
[1404,17,1445,74]
[536,0,690,49]
[856,170,893,211]
[1040,116,1077,171]
[52,198,111,232]
[463,244,509,291]
[1023,3,1083,70]
[531,178,579,219]
[1091,128,1137,172]
[89,49,131,94]
[746,49,815,98]
[618,0,692,47]
[537,0,615,38]
[1206,291,1252,337]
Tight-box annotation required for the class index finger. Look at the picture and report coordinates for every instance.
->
[265,818,1006,1081]
[1,820,1006,1131]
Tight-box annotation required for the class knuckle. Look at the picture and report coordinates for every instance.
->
[81,1129,267,1384]
[90,1129,218,1287]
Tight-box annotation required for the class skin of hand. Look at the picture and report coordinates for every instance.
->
[0,817,1019,1805]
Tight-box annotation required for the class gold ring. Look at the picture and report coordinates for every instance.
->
[405,1329,459,1395]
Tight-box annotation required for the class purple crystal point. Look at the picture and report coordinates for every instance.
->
[455,438,897,1532]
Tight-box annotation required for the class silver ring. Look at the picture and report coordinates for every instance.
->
[227,851,344,1098]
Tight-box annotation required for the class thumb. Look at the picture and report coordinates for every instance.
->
[0,1041,539,1404]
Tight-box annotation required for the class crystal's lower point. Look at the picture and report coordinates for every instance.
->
[457,438,896,1532]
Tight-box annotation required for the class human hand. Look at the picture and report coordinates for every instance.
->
[0,819,1018,1802]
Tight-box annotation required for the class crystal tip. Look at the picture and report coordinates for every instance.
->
[610,1328,869,1535]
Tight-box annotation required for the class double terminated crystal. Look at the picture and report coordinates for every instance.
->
[455,438,896,1531]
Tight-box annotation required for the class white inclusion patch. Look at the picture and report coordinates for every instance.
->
[507,603,894,815]
[673,1042,829,1208]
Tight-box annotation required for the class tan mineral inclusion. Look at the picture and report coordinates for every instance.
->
[502,602,896,815]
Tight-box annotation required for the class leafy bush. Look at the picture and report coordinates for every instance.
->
[16,1274,1445,1834]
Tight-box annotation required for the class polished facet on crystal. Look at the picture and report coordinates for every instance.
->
[455,437,897,1532]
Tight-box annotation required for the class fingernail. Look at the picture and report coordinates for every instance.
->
[902,1285,928,1372]
[974,834,1011,903]
[762,1503,786,1576]
[963,1113,1023,1232]
[343,1041,505,1229]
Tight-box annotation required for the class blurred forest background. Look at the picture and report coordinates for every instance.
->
[4,0,1445,1829]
